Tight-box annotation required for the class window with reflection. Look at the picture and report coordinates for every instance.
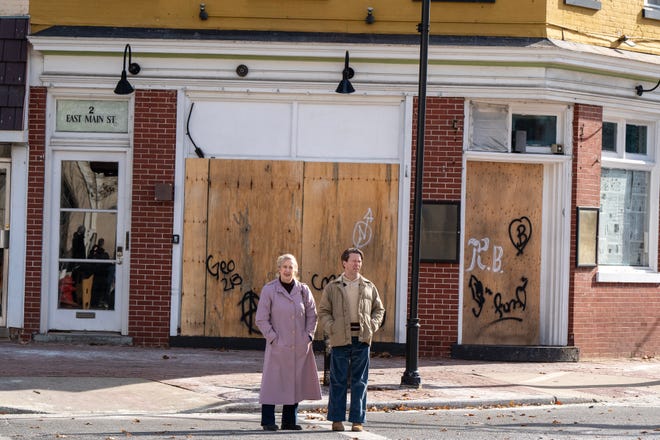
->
[58,161,118,310]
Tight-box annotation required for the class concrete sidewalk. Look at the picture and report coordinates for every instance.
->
[1,342,659,416]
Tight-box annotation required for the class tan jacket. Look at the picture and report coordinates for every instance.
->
[318,274,385,347]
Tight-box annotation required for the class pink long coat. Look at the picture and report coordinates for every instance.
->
[256,279,322,405]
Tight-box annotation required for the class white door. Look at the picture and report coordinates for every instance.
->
[48,151,129,332]
[0,162,10,327]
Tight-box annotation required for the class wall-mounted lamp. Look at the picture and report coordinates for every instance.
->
[635,79,660,96]
[114,44,140,95]
[335,51,355,94]
[199,3,208,20]
[365,7,375,24]
[617,35,636,47]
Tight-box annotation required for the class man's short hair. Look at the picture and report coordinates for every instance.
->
[341,247,364,262]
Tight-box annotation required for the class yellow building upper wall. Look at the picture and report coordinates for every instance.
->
[29,0,660,55]
[548,0,660,54]
[29,0,548,37]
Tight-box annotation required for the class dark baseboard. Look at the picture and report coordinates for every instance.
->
[451,344,580,362]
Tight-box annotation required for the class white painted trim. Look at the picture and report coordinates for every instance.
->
[6,144,28,328]
[597,266,660,283]
[539,161,572,345]
[0,131,27,143]
[170,89,187,337]
[395,95,414,344]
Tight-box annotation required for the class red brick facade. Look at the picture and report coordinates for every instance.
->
[22,91,659,357]
[569,104,660,358]
[127,90,177,346]
[410,97,463,357]
[23,86,47,342]
[410,100,660,358]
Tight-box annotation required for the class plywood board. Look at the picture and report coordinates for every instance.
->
[180,159,399,342]
[180,159,210,336]
[204,160,303,338]
[462,161,542,345]
[301,162,399,342]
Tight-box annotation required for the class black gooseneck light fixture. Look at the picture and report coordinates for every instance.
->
[635,79,660,96]
[114,44,141,95]
[335,51,355,94]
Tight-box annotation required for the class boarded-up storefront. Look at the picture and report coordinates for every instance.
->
[181,159,398,342]
[462,161,542,345]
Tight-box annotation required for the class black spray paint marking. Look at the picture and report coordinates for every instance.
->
[238,289,261,335]
[469,274,528,323]
[311,273,339,292]
[206,256,243,291]
[509,216,532,256]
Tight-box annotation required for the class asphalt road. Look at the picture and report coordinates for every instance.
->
[2,402,659,440]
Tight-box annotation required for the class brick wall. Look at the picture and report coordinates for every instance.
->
[409,97,463,357]
[23,88,177,346]
[128,90,177,346]
[569,103,660,358]
[23,86,47,341]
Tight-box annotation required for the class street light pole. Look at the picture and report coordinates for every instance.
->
[401,0,430,389]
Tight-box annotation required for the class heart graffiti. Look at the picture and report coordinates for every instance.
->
[509,216,532,256]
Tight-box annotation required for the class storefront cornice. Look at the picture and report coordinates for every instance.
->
[29,34,660,84]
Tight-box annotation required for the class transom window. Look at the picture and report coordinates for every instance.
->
[469,102,566,154]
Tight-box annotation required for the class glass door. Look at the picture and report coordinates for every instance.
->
[0,162,9,327]
[49,151,128,332]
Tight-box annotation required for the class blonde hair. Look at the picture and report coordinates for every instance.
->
[276,253,299,280]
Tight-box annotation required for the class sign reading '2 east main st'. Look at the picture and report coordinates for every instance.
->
[56,100,129,133]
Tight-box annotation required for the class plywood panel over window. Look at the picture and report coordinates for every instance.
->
[462,161,542,345]
[181,159,398,342]
[301,162,399,342]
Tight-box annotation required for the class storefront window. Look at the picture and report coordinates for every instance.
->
[599,169,649,266]
[599,116,656,272]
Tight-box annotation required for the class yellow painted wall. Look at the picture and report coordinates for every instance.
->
[29,1,660,54]
[547,0,660,55]
[28,1,660,65]
[29,0,547,37]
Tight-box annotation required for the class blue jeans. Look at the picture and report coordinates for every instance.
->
[327,336,370,424]
[261,403,298,426]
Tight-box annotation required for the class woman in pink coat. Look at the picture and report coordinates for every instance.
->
[256,254,322,431]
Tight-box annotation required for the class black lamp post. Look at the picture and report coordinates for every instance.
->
[401,0,430,389]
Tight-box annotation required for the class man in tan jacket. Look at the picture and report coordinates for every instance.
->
[318,247,385,432]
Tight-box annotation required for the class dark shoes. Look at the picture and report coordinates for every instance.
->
[281,424,303,430]
[263,423,303,431]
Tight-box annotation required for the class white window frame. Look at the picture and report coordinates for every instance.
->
[598,113,660,283]
[644,0,660,20]
[468,101,566,155]
[564,0,601,11]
